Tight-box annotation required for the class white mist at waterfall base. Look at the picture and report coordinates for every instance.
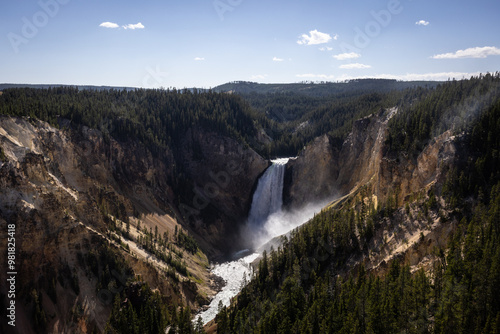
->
[251,199,331,249]
[195,158,327,325]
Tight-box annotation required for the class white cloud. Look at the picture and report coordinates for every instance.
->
[319,47,333,51]
[194,57,205,61]
[339,63,371,69]
[416,20,429,26]
[297,30,333,45]
[99,22,119,29]
[273,57,284,62]
[100,21,145,30]
[333,52,361,60]
[123,22,145,30]
[432,46,500,59]
[250,74,268,80]
[296,74,335,79]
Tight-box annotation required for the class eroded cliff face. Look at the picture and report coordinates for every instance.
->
[377,130,457,204]
[284,107,457,209]
[283,107,460,277]
[0,117,189,333]
[336,108,395,196]
[178,127,268,256]
[284,134,339,208]
[0,116,267,333]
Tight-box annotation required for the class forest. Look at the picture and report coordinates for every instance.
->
[0,79,441,160]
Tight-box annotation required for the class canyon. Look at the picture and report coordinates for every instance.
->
[0,106,456,332]
[0,76,499,333]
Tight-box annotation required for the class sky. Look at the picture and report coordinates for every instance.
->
[1,0,499,88]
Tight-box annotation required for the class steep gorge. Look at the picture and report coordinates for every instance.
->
[1,76,499,333]
[0,115,266,333]
[282,106,460,275]
[0,105,464,332]
[212,78,500,332]
[284,107,455,210]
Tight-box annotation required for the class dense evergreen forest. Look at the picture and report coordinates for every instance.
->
[0,79,438,159]
[213,79,440,97]
[0,87,257,156]
[387,74,500,158]
[217,182,500,333]
[1,77,497,161]
[241,90,398,157]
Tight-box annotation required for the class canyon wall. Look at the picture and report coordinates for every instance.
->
[0,116,267,332]
[284,107,457,209]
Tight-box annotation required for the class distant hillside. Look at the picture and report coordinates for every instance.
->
[0,83,137,91]
[1,79,441,96]
[213,79,441,97]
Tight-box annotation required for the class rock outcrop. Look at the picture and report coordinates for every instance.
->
[283,134,339,208]
[179,127,268,256]
[284,107,457,209]
[283,106,461,282]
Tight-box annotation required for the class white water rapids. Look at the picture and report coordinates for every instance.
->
[195,253,259,325]
[195,158,324,325]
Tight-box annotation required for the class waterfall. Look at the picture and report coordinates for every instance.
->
[247,158,289,228]
[195,156,328,325]
[195,158,289,325]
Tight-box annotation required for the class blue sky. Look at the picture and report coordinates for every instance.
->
[1,0,499,88]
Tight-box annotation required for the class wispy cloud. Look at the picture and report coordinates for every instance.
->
[339,63,371,69]
[100,21,145,30]
[99,22,119,29]
[194,57,205,61]
[319,47,333,51]
[123,22,145,30]
[432,46,500,59]
[333,52,361,60]
[296,74,335,79]
[250,74,268,80]
[416,20,430,26]
[297,29,333,45]
[273,57,284,62]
